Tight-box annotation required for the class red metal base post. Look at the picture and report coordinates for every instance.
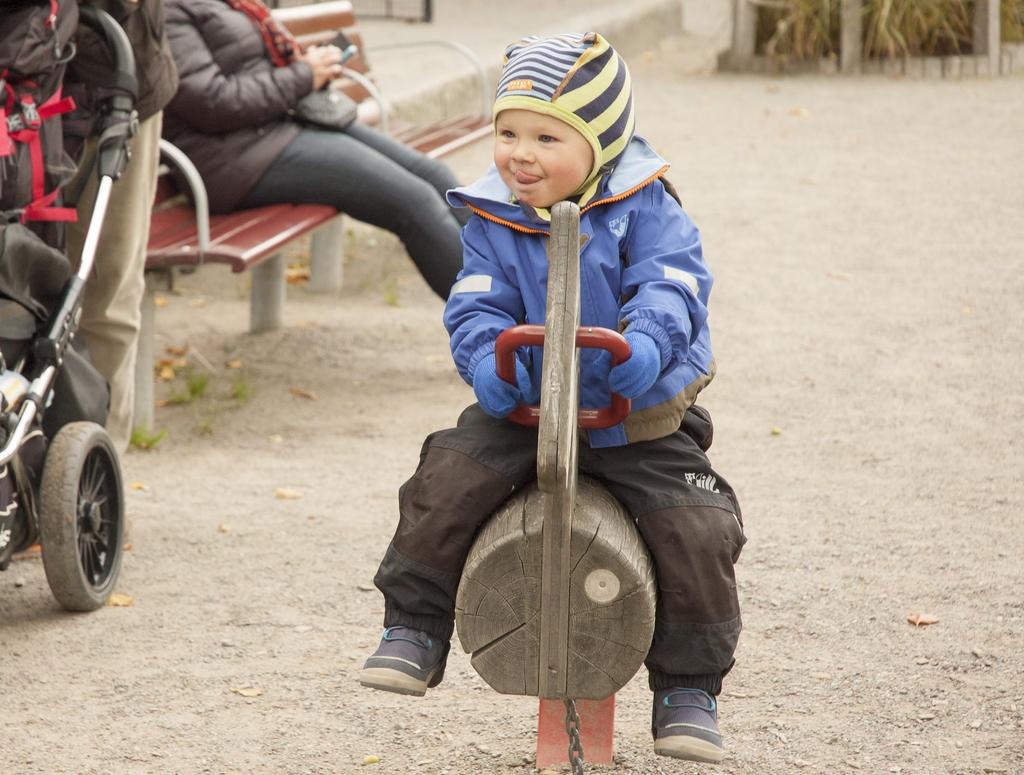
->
[536,695,615,769]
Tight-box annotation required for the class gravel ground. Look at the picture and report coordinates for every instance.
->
[1,70,1022,775]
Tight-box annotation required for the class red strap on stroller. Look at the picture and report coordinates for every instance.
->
[5,86,77,223]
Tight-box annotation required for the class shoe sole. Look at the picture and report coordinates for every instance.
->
[654,736,724,764]
[358,667,432,696]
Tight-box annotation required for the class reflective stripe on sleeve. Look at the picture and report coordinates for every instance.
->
[449,274,494,295]
[663,265,699,295]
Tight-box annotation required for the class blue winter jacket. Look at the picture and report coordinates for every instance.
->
[444,137,715,448]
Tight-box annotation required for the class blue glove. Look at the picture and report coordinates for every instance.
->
[472,353,533,418]
[608,331,662,399]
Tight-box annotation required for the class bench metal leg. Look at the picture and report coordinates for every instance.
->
[310,214,345,293]
[251,253,285,333]
[132,274,159,434]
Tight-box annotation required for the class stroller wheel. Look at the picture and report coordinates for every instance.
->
[39,422,125,612]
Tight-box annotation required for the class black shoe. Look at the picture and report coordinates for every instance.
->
[652,687,724,763]
[358,626,448,696]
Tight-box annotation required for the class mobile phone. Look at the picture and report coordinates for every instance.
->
[329,30,358,64]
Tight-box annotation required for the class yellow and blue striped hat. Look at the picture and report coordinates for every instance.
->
[494,32,635,203]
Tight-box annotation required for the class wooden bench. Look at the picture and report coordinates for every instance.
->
[135,0,491,432]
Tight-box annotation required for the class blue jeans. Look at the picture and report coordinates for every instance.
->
[241,123,467,299]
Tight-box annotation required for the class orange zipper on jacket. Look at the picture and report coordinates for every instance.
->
[580,165,670,214]
[466,204,549,235]
[464,165,670,234]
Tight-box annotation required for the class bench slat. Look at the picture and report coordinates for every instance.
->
[148,204,336,272]
[274,0,355,37]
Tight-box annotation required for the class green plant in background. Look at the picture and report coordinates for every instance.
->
[757,0,840,62]
[167,369,209,405]
[130,427,167,450]
[754,0,1024,59]
[380,276,401,307]
[1005,0,1024,41]
[231,374,252,404]
[863,0,972,58]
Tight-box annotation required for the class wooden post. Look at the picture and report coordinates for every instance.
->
[840,0,863,74]
[536,201,581,700]
[454,203,656,769]
[309,215,345,293]
[973,0,1000,77]
[250,253,285,333]
[728,0,757,71]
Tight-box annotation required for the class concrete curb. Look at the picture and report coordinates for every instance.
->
[387,0,683,125]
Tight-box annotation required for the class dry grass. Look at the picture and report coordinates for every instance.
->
[754,0,1024,59]
[756,0,840,62]
[863,0,972,58]
[1005,0,1024,41]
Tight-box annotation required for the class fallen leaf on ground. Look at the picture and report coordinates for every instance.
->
[361,755,380,765]
[230,686,263,698]
[157,364,175,381]
[130,482,148,491]
[154,295,169,308]
[286,264,311,284]
[771,426,782,436]
[217,523,231,534]
[226,359,243,369]
[107,593,134,607]
[789,106,810,117]
[274,488,303,500]
[13,544,42,561]
[907,612,939,627]
[289,386,318,401]
[165,345,188,357]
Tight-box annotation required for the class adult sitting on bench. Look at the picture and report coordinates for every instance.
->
[161,0,468,300]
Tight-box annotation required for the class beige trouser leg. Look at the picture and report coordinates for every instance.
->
[66,112,162,454]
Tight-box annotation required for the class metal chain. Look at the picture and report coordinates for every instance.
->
[563,697,585,775]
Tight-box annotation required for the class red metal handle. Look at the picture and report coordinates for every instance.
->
[494,324,632,429]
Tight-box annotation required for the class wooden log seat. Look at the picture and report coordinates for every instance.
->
[455,476,656,700]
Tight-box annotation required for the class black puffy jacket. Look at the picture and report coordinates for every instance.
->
[161,0,315,213]
[66,0,179,123]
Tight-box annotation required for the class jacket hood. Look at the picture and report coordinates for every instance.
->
[447,135,670,230]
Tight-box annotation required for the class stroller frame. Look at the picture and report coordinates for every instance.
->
[0,5,138,611]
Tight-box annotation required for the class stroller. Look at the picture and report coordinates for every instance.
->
[0,2,137,611]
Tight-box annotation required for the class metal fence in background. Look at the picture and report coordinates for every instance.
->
[266,0,432,22]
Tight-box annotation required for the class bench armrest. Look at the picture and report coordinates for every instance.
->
[157,138,210,261]
[366,40,491,122]
[338,67,391,135]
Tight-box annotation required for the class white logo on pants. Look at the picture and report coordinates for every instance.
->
[684,472,720,493]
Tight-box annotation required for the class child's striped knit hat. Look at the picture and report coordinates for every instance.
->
[494,32,635,199]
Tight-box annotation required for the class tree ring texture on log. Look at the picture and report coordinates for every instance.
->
[455,476,657,700]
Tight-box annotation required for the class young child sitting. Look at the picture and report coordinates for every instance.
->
[360,32,745,764]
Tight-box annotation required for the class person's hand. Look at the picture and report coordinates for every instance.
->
[299,45,344,91]
[608,330,661,399]
[472,353,532,419]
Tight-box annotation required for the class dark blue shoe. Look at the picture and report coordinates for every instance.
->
[652,688,725,763]
[358,626,448,696]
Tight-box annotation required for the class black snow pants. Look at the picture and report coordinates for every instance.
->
[373,403,745,695]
